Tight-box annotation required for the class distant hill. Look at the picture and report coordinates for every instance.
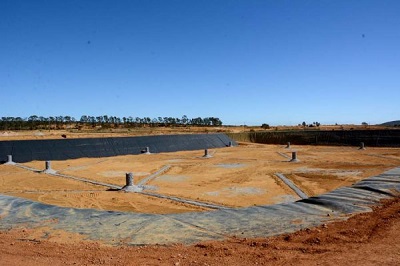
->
[380,120,400,127]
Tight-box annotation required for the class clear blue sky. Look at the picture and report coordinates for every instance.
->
[1,0,399,126]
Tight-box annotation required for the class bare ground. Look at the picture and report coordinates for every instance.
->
[2,144,399,213]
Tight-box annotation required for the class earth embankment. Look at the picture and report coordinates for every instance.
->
[228,129,400,147]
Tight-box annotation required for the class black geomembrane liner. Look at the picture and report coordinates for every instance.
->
[0,133,235,163]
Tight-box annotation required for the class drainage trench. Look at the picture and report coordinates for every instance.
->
[277,152,291,159]
[275,173,308,199]
[137,165,171,186]
[139,191,229,210]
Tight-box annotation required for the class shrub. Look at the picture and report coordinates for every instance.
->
[261,123,270,129]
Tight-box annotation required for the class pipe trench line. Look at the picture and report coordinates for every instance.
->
[6,162,122,190]
[275,173,308,199]
[12,163,40,172]
[277,152,291,159]
[49,172,122,190]
[139,191,230,210]
[137,165,171,186]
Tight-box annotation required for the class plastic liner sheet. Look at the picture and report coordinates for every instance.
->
[228,130,400,147]
[0,167,399,245]
[0,134,235,163]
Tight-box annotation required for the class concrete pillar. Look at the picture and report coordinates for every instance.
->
[203,149,212,158]
[121,172,142,192]
[4,155,15,165]
[45,161,52,171]
[228,141,233,147]
[126,172,133,186]
[286,142,291,149]
[143,147,150,154]
[290,151,299,162]
[43,160,56,174]
[359,142,366,150]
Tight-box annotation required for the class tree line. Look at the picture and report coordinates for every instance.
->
[0,115,223,130]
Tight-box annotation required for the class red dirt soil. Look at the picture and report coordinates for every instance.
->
[1,197,399,266]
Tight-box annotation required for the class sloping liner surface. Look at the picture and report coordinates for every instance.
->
[0,167,399,245]
[0,134,235,163]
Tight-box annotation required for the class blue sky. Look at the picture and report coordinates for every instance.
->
[1,0,399,125]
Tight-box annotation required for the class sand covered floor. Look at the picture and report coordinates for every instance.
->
[1,143,399,214]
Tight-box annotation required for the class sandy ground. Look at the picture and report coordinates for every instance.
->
[0,125,386,141]
[0,166,206,214]
[0,128,228,141]
[0,196,398,265]
[1,143,399,214]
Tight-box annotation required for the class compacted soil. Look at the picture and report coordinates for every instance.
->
[1,144,399,213]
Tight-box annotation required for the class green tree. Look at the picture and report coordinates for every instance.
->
[261,123,270,129]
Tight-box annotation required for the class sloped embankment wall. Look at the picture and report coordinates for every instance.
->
[0,133,235,163]
[228,130,400,147]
